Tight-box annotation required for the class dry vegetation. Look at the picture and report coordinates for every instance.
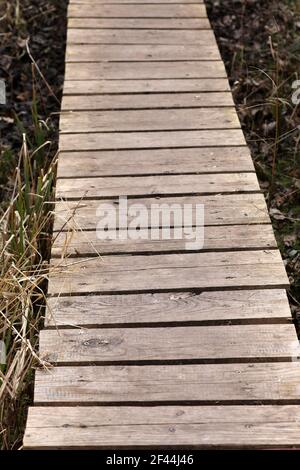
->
[0,0,67,449]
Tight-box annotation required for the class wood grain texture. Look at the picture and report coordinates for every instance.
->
[23,405,300,449]
[61,92,234,111]
[59,129,246,151]
[59,108,239,133]
[45,289,291,328]
[68,4,207,18]
[66,44,220,62]
[64,61,227,80]
[63,78,230,94]
[56,147,254,178]
[51,224,277,258]
[39,324,299,364]
[67,29,215,45]
[53,194,271,232]
[47,250,289,294]
[68,17,211,29]
[55,173,259,200]
[33,362,300,404]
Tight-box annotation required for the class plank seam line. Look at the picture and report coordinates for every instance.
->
[56,171,256,179]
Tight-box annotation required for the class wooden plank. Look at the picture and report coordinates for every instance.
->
[68,17,211,29]
[56,147,254,178]
[33,363,300,405]
[63,78,230,94]
[39,324,298,364]
[68,4,207,18]
[47,251,289,294]
[45,289,291,328]
[59,108,239,133]
[66,44,220,62]
[53,194,271,231]
[55,173,259,200]
[64,61,227,80]
[23,405,300,449]
[59,129,246,151]
[69,0,204,4]
[67,29,215,45]
[61,92,234,110]
[51,224,277,258]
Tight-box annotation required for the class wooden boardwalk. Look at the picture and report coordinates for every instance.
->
[24,0,300,449]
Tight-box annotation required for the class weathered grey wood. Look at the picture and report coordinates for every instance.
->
[61,92,234,111]
[59,129,246,151]
[39,324,298,364]
[67,29,215,45]
[51,224,277,258]
[64,61,226,80]
[53,194,271,232]
[23,405,300,449]
[59,108,239,133]
[33,362,300,404]
[57,147,254,178]
[55,173,259,200]
[66,44,220,62]
[68,4,207,18]
[69,0,204,3]
[45,289,291,328]
[47,251,289,295]
[63,78,230,94]
[68,17,211,29]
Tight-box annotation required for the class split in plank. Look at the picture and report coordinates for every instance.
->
[53,194,271,232]
[33,362,300,405]
[39,324,299,364]
[59,108,239,133]
[51,224,277,258]
[59,129,246,151]
[61,92,234,111]
[63,78,230,94]
[64,61,227,80]
[68,4,208,18]
[67,29,216,45]
[57,147,254,178]
[55,173,260,200]
[67,17,211,29]
[45,289,291,328]
[66,44,221,62]
[24,405,300,449]
[47,250,289,294]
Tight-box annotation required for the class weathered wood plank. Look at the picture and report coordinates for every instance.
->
[61,92,234,111]
[55,173,259,200]
[63,78,230,94]
[53,194,271,231]
[51,224,277,258]
[39,324,298,364]
[67,29,215,45]
[66,44,220,62]
[64,61,226,80]
[68,17,211,29]
[45,289,291,328]
[57,147,254,178]
[59,129,246,151]
[69,0,204,3]
[68,4,207,18]
[33,362,300,404]
[47,251,288,294]
[59,108,239,133]
[23,405,300,449]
